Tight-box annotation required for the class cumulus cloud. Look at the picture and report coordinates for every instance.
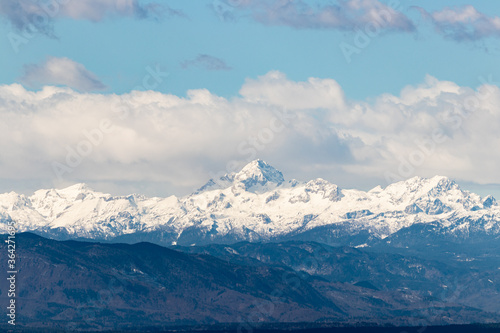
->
[416,5,500,41]
[0,0,182,35]
[20,57,106,92]
[240,70,346,110]
[213,0,415,32]
[1,71,500,197]
[180,54,232,71]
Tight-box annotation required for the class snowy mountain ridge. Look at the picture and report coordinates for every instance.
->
[0,160,499,246]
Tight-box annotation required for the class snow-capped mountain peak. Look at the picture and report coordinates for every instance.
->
[197,159,285,193]
[30,183,104,213]
[483,195,498,208]
[383,176,457,201]
[54,183,96,200]
[233,159,284,192]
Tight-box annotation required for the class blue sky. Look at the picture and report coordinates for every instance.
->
[1,0,500,198]
[2,0,500,99]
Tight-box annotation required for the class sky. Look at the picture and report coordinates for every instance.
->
[1,0,500,198]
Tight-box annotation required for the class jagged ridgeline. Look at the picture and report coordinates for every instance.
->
[0,159,498,248]
[2,161,500,331]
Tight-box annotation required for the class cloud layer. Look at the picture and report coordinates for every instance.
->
[416,5,500,41]
[0,0,180,34]
[214,0,415,32]
[20,57,106,92]
[1,71,500,196]
[181,54,232,71]
[213,1,500,44]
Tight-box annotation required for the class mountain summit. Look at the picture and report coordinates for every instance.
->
[197,159,285,193]
[233,159,285,191]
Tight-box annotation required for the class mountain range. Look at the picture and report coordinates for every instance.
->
[2,233,499,331]
[2,161,500,330]
[1,159,498,250]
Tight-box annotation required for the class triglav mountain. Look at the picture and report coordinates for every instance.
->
[1,160,498,249]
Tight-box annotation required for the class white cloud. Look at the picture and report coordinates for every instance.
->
[180,54,232,71]
[416,5,500,41]
[215,0,415,32]
[62,0,160,21]
[20,57,106,92]
[239,71,346,110]
[0,0,182,35]
[1,71,500,197]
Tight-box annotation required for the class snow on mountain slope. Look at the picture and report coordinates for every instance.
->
[0,160,499,244]
[196,159,285,193]
[0,192,46,230]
